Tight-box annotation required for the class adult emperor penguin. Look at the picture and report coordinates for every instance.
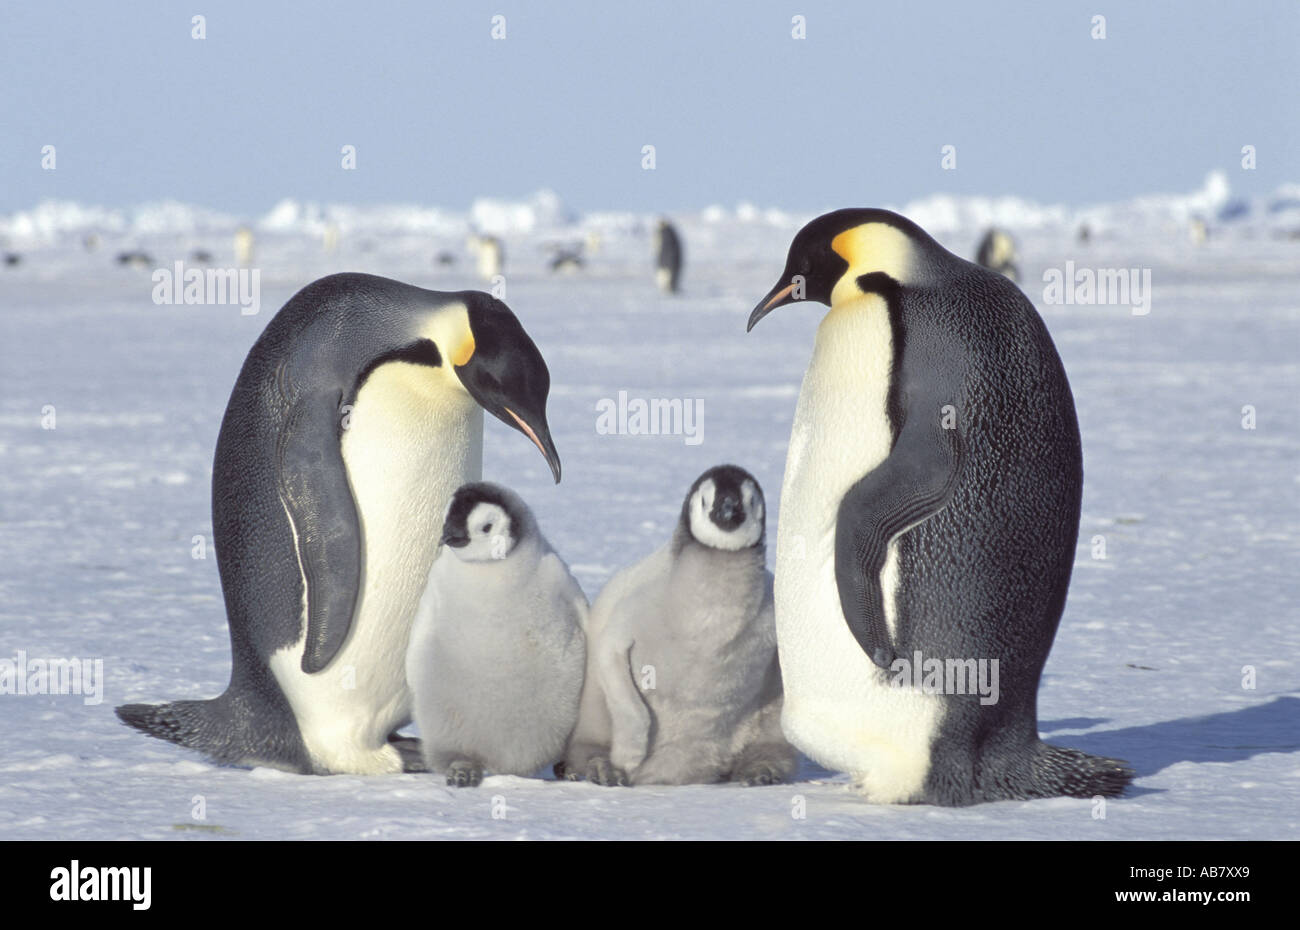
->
[746,209,1133,805]
[653,219,683,294]
[974,227,1019,282]
[564,465,795,787]
[470,234,505,281]
[117,273,561,775]
[406,482,586,786]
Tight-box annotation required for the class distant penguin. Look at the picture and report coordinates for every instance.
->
[747,208,1134,804]
[3,252,21,267]
[975,227,1019,281]
[406,482,587,786]
[1076,223,1092,245]
[323,222,340,254]
[548,245,584,274]
[234,225,255,266]
[653,219,683,293]
[1189,217,1209,245]
[565,465,795,787]
[434,250,457,267]
[116,273,561,775]
[470,235,504,281]
[115,250,154,269]
[190,249,214,265]
[82,233,101,252]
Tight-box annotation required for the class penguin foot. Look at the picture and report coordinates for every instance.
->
[446,760,483,788]
[387,736,428,773]
[586,757,629,787]
[734,762,787,787]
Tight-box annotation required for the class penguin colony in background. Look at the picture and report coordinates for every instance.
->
[117,210,1133,805]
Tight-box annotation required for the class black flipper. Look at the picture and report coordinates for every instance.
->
[835,420,962,668]
[275,394,363,674]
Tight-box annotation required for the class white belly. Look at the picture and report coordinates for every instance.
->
[774,295,942,802]
[271,361,482,774]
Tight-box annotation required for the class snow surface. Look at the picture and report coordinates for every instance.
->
[1,178,1298,840]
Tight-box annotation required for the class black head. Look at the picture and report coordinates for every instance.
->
[747,208,937,331]
[455,293,562,483]
[679,464,766,551]
[439,481,530,562]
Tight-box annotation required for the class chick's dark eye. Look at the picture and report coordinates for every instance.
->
[483,523,493,534]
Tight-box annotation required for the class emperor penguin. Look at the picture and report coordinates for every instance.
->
[746,209,1133,805]
[234,225,255,267]
[469,234,505,281]
[974,227,1019,282]
[117,273,561,775]
[564,465,795,787]
[653,219,683,294]
[548,244,584,274]
[406,482,587,786]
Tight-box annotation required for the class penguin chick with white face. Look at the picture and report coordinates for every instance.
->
[564,465,795,787]
[406,482,587,787]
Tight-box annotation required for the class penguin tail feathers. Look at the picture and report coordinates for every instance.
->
[1029,742,1135,799]
[115,700,213,751]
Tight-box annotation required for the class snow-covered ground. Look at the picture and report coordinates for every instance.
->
[1,175,1297,839]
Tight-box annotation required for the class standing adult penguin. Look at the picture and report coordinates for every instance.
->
[653,219,683,294]
[974,227,1019,282]
[117,273,561,775]
[747,209,1133,805]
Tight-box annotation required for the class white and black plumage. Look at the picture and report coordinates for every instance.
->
[747,209,1134,804]
[565,465,794,787]
[407,482,587,786]
[117,274,561,775]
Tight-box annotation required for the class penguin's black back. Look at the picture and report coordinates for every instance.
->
[884,265,1105,803]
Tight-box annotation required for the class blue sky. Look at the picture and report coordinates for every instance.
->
[2,1,1295,215]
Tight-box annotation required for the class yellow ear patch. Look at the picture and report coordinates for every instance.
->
[829,223,916,305]
[452,333,475,367]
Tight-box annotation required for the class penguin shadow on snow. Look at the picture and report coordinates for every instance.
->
[1042,694,1300,786]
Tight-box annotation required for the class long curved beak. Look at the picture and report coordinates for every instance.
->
[747,280,797,332]
[504,407,562,483]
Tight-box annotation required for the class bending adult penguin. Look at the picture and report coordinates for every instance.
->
[564,465,794,787]
[407,482,586,786]
[117,273,561,775]
[747,209,1133,805]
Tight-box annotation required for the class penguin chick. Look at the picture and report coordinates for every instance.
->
[565,465,795,787]
[406,482,587,787]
